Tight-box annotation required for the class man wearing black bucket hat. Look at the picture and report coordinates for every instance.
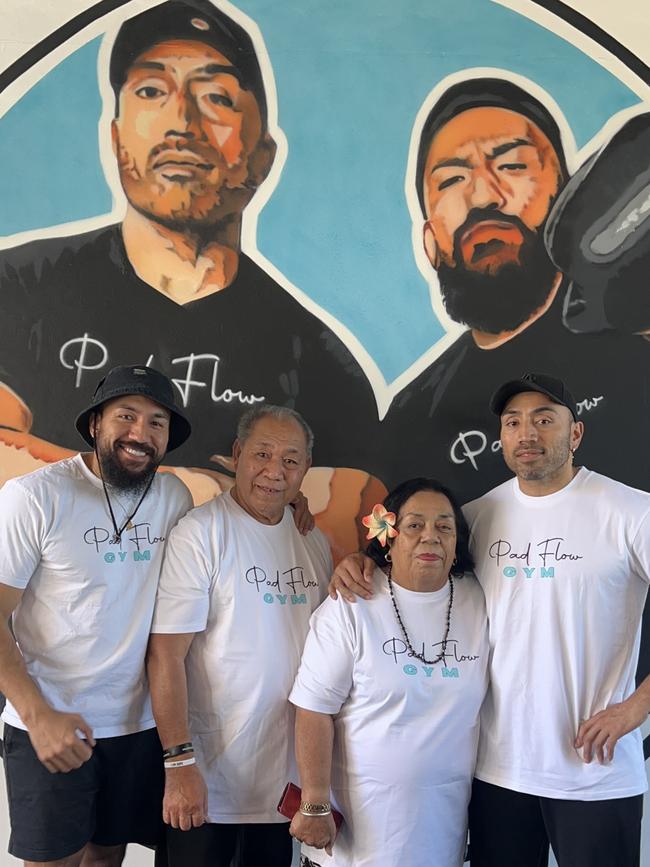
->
[380,75,649,503]
[0,0,383,553]
[0,364,192,866]
[463,372,650,867]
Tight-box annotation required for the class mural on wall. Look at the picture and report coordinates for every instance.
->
[0,0,648,555]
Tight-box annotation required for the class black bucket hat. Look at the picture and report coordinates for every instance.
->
[490,372,577,421]
[75,365,192,452]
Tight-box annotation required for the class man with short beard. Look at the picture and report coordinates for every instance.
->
[0,364,192,867]
[380,77,649,501]
[0,0,383,533]
[464,373,650,867]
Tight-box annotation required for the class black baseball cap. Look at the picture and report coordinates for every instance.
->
[109,0,268,126]
[75,364,192,451]
[490,372,577,421]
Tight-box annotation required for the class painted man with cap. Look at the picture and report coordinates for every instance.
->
[332,371,650,866]
[0,0,383,545]
[380,75,649,502]
[0,364,192,866]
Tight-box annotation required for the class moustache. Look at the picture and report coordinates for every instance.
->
[454,208,532,244]
[148,138,216,168]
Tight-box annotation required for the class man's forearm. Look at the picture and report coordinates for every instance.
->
[146,633,194,749]
[0,607,51,725]
[295,707,334,801]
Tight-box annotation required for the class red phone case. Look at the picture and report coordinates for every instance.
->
[277,782,344,829]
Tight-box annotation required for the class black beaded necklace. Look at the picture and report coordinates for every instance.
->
[386,563,454,665]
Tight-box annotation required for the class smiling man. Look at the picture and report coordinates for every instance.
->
[147,404,332,867]
[0,365,192,867]
[381,77,649,501]
[0,0,383,549]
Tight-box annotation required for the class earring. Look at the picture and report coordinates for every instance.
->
[385,551,392,563]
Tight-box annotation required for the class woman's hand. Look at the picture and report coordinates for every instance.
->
[290,811,337,856]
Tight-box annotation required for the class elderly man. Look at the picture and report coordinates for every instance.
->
[333,371,650,867]
[0,0,382,525]
[381,77,649,501]
[147,404,332,867]
[0,365,192,866]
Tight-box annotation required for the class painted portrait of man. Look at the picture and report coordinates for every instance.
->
[381,73,649,501]
[0,0,386,558]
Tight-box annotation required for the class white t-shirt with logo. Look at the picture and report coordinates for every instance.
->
[0,453,191,738]
[290,568,488,867]
[464,468,650,800]
[151,490,332,823]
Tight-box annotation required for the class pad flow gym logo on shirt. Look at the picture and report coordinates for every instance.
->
[488,536,584,579]
[83,521,166,564]
[382,636,480,679]
[245,564,320,606]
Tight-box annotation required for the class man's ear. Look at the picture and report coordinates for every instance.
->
[232,438,242,469]
[89,411,99,442]
[247,132,277,190]
[423,221,441,270]
[570,420,585,453]
[110,119,119,158]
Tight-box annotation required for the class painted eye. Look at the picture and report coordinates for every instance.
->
[438,175,464,191]
[135,85,165,99]
[206,92,234,108]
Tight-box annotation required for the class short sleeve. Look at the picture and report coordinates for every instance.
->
[290,597,355,715]
[151,509,213,633]
[630,507,650,585]
[0,480,45,589]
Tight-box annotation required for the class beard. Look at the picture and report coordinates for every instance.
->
[96,440,158,494]
[437,210,558,333]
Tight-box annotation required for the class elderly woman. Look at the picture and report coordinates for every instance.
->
[288,477,488,867]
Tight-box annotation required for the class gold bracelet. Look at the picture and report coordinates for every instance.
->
[299,800,331,815]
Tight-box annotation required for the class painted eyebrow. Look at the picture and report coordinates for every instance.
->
[431,138,533,173]
[126,61,242,85]
[431,156,472,173]
[487,138,533,159]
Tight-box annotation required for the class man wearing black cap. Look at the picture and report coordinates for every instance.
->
[380,75,649,502]
[0,364,192,866]
[464,372,650,867]
[0,0,382,537]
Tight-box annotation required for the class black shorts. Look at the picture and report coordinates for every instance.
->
[3,724,165,862]
[166,821,293,867]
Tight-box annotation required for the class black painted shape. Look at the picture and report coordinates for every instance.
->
[0,0,131,94]
[532,0,650,85]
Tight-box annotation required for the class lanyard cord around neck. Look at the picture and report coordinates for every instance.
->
[94,444,157,543]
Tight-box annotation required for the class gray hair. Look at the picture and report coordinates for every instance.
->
[236,404,314,457]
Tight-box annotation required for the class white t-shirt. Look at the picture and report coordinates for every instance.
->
[0,454,191,738]
[290,568,488,867]
[464,467,650,800]
[151,490,332,823]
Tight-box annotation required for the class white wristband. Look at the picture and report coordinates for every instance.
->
[164,756,196,769]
